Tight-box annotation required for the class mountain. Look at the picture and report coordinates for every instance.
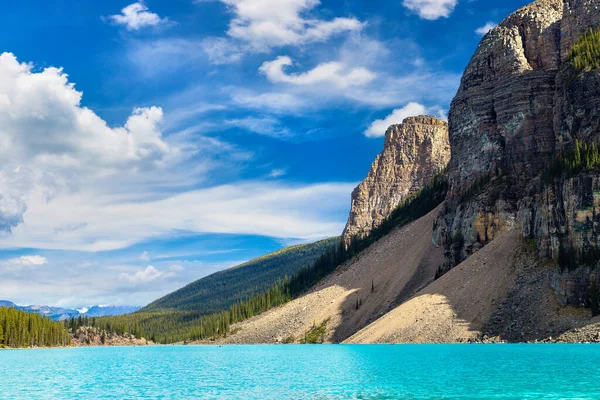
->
[18,305,80,321]
[434,0,600,299]
[221,0,600,344]
[78,305,141,318]
[69,0,600,345]
[342,116,450,245]
[0,301,140,321]
[141,237,340,314]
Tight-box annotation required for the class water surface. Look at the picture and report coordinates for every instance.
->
[1,344,599,399]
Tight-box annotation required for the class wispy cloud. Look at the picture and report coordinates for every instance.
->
[225,117,292,138]
[475,21,497,36]
[119,265,175,287]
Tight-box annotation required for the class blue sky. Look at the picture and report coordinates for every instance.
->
[0,0,529,307]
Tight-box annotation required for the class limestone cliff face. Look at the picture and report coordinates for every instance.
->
[342,116,450,245]
[435,0,600,304]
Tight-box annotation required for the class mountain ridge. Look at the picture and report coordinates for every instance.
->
[0,301,141,321]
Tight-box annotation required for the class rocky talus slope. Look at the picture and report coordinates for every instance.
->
[342,116,449,246]
[349,230,600,344]
[220,206,445,344]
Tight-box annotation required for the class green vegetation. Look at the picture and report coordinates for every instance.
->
[142,237,340,314]
[300,319,330,344]
[541,140,600,183]
[569,27,600,73]
[72,171,448,344]
[0,307,71,348]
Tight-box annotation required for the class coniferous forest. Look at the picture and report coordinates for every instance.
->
[70,171,449,344]
[142,237,340,314]
[569,27,600,72]
[0,307,71,348]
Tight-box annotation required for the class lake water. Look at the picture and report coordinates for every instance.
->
[1,344,599,399]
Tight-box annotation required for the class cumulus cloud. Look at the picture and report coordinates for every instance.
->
[402,0,458,20]
[260,56,375,88]
[475,22,497,36]
[364,102,446,138]
[218,0,365,51]
[0,53,353,253]
[109,1,172,31]
[0,52,178,234]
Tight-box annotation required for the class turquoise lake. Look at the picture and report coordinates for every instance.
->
[1,344,600,399]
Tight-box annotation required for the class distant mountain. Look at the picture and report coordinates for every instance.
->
[19,305,80,321]
[84,305,141,317]
[0,300,140,321]
[141,237,340,314]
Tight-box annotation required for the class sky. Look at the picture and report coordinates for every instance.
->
[0,0,530,308]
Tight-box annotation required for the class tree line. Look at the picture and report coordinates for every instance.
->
[0,306,71,348]
[71,171,449,344]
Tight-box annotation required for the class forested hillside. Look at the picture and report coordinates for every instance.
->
[0,307,71,348]
[142,237,339,314]
[74,173,448,344]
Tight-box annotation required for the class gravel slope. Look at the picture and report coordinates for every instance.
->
[346,230,521,344]
[221,206,445,344]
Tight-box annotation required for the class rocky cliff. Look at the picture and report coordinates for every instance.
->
[342,116,450,245]
[434,0,600,305]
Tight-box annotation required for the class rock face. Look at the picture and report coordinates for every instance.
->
[342,116,450,245]
[435,0,600,304]
[71,326,154,347]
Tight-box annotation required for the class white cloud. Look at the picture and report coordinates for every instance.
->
[475,22,497,36]
[140,251,151,261]
[201,38,244,65]
[19,255,48,266]
[119,266,175,286]
[269,169,286,178]
[232,91,308,113]
[218,0,365,51]
[402,0,458,20]
[0,53,180,233]
[225,116,292,138]
[2,182,353,251]
[260,56,375,88]
[0,255,48,273]
[365,102,446,138]
[109,1,171,31]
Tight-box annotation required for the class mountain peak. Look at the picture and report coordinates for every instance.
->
[342,115,450,245]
